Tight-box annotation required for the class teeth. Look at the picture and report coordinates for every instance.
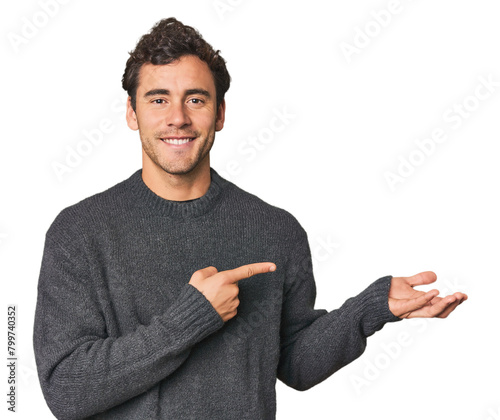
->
[162,138,193,145]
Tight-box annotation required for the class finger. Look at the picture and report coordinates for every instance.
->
[190,266,218,283]
[419,295,458,318]
[428,292,467,309]
[406,271,438,287]
[394,289,439,318]
[221,262,276,284]
[404,292,468,318]
[198,266,219,277]
[436,293,468,318]
[436,300,461,318]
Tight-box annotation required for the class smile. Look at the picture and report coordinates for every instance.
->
[161,137,195,145]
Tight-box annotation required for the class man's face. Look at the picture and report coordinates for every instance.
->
[126,55,225,176]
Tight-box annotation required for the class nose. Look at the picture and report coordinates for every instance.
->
[167,101,191,128]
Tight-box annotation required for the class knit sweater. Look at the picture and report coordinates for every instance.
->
[34,168,400,420]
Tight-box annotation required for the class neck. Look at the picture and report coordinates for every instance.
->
[141,157,212,202]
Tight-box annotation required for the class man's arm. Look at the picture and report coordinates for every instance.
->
[277,229,466,391]
[33,221,274,420]
[33,229,223,419]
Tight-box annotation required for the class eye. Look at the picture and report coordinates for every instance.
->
[152,99,166,104]
[188,98,204,105]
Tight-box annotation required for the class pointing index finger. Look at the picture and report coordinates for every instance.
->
[223,262,276,284]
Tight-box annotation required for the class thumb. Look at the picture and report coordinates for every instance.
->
[406,271,438,287]
[190,266,219,284]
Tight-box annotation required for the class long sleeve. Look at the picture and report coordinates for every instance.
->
[33,220,224,419]
[277,228,401,390]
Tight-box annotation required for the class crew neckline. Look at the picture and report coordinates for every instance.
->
[128,167,227,219]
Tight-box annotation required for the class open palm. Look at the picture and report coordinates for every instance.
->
[388,271,468,319]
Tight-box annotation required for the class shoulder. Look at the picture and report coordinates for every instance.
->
[46,170,140,241]
[216,171,307,241]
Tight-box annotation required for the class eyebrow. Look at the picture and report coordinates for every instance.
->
[143,88,212,98]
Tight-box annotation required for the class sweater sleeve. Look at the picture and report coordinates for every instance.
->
[33,219,224,419]
[277,227,401,391]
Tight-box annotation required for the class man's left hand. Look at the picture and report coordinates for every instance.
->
[388,271,468,319]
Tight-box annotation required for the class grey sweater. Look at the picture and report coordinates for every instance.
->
[33,168,400,420]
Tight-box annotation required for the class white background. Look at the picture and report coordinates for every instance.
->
[2,0,499,419]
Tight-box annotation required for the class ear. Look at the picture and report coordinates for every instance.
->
[126,96,139,131]
[215,99,226,132]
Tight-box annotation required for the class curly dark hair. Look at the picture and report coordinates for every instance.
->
[122,18,231,112]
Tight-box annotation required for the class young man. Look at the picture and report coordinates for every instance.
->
[33,18,467,419]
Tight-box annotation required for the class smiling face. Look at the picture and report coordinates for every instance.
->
[126,55,225,178]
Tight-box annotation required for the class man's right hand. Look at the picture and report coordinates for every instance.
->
[188,262,276,322]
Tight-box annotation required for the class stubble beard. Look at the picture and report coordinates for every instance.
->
[140,130,215,176]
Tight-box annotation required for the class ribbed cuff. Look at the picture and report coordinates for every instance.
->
[356,275,402,337]
[157,284,224,347]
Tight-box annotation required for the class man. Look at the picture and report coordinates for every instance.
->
[33,18,467,419]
